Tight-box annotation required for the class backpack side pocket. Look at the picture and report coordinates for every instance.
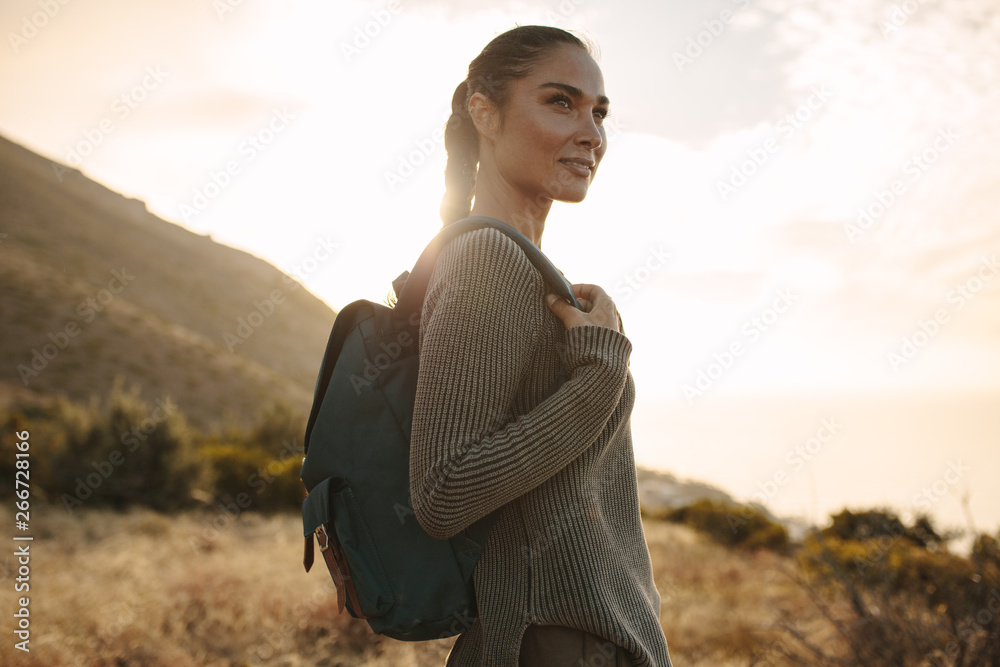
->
[303,476,396,619]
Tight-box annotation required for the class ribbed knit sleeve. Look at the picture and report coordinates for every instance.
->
[409,228,632,540]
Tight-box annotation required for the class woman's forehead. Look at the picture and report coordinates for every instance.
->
[520,45,607,101]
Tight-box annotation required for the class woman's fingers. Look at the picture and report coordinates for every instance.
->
[570,283,602,310]
[546,284,620,333]
[545,294,579,327]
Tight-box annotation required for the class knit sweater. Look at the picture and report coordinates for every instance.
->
[409,228,672,666]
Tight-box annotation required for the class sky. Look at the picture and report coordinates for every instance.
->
[2,0,999,531]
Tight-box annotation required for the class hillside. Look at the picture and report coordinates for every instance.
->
[0,135,336,430]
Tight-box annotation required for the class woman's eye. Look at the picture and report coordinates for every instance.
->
[594,108,610,121]
[550,95,571,109]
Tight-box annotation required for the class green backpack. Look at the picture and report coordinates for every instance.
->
[300,216,579,641]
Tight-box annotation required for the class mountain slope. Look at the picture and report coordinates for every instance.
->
[0,134,335,430]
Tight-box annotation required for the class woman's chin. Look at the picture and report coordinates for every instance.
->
[554,188,591,204]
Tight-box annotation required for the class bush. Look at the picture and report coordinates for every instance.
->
[659,499,790,553]
[0,381,203,511]
[244,400,305,457]
[200,441,301,512]
[823,508,946,549]
[0,401,77,503]
[0,384,307,515]
[788,511,1000,666]
[57,381,203,512]
[198,399,304,512]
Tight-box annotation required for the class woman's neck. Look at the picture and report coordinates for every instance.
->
[470,169,551,248]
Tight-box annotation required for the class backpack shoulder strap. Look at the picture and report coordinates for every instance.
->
[306,218,579,455]
[394,216,580,321]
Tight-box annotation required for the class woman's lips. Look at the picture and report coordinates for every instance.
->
[559,158,593,177]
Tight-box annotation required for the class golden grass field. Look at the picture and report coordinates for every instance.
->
[0,505,837,666]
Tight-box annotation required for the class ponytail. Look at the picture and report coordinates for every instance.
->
[440,80,479,225]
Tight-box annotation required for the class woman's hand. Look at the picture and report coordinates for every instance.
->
[546,284,621,333]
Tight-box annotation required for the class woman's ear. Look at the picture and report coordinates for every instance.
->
[468,92,498,142]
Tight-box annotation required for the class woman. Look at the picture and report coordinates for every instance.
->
[409,25,672,666]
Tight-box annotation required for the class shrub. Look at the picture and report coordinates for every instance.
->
[200,441,301,512]
[244,400,305,458]
[823,508,946,549]
[61,382,203,511]
[788,511,1000,666]
[0,402,76,503]
[660,499,790,553]
[0,384,306,514]
[197,399,304,512]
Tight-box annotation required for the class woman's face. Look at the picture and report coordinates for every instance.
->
[481,44,609,208]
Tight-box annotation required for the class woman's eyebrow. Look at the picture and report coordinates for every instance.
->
[537,82,610,107]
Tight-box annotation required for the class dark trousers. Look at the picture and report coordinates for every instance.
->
[518,624,631,666]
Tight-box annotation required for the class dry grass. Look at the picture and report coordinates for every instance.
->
[0,506,454,666]
[646,520,839,666]
[0,506,831,666]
